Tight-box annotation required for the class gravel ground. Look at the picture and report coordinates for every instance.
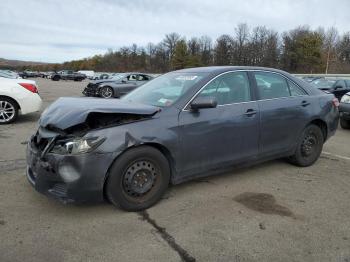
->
[0,78,349,262]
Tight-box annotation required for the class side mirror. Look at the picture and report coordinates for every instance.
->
[334,85,342,90]
[121,79,127,83]
[190,96,217,110]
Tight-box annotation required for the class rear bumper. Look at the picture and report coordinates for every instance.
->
[19,93,42,115]
[340,103,350,120]
[26,139,116,203]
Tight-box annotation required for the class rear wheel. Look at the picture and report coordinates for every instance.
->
[100,86,114,98]
[0,98,18,124]
[106,146,170,211]
[288,124,323,167]
[340,118,350,129]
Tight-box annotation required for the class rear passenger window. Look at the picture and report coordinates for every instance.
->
[198,72,251,105]
[288,80,306,96]
[254,72,290,99]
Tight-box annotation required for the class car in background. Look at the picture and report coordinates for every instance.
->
[51,70,86,81]
[27,66,339,211]
[19,70,40,78]
[83,72,154,98]
[0,77,42,124]
[0,70,21,79]
[309,78,350,101]
[302,76,324,82]
[339,92,350,129]
[78,70,95,79]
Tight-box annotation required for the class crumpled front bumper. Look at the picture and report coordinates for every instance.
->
[82,85,99,97]
[26,138,116,203]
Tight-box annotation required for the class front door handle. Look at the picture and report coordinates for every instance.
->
[244,109,257,117]
[301,100,310,107]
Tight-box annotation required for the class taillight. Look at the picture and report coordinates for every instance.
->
[19,83,38,93]
[332,97,339,107]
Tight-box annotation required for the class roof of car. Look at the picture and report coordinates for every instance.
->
[174,66,290,75]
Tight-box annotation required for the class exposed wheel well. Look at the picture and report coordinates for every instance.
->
[310,119,327,142]
[0,95,20,110]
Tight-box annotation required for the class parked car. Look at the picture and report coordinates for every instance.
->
[0,77,42,124]
[310,78,350,100]
[339,92,350,129]
[19,70,40,78]
[302,76,324,82]
[26,66,339,211]
[78,70,94,79]
[0,70,20,79]
[82,73,154,98]
[51,70,86,81]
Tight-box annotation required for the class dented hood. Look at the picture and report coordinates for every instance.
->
[39,97,160,130]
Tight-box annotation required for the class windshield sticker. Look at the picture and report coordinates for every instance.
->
[175,75,198,81]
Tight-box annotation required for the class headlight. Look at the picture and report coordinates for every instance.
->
[340,94,350,104]
[50,137,105,155]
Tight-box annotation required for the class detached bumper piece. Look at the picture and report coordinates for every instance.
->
[26,132,115,204]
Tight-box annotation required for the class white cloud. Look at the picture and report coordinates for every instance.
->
[0,0,349,62]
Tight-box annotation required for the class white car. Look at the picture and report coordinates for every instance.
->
[0,77,42,124]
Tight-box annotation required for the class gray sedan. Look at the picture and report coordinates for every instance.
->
[83,73,154,98]
[26,66,339,211]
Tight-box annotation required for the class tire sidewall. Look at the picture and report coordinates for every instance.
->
[106,146,170,211]
[340,118,350,129]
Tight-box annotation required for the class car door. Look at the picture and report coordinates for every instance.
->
[178,71,259,175]
[252,71,311,156]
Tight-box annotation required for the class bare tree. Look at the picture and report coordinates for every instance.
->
[324,27,338,74]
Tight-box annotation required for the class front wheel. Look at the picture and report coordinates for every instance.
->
[106,146,170,211]
[100,86,114,98]
[340,118,350,129]
[288,124,324,167]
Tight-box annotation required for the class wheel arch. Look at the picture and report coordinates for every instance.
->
[0,95,21,110]
[309,118,328,142]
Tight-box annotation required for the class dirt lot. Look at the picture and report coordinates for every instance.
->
[0,78,350,262]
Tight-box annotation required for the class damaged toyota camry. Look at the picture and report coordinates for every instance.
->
[26,66,339,211]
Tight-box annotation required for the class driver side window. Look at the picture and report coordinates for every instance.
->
[198,72,251,105]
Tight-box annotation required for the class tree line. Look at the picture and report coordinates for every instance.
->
[25,24,350,73]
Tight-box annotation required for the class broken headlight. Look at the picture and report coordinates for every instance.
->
[50,137,105,155]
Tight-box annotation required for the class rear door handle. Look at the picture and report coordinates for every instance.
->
[301,100,310,107]
[244,109,257,117]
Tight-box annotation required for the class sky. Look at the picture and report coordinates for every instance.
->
[0,0,349,63]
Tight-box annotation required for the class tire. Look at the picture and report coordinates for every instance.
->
[288,124,324,167]
[52,75,60,81]
[106,146,170,211]
[340,118,350,129]
[0,97,19,125]
[100,86,114,98]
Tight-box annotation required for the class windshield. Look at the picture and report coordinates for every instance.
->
[122,72,209,107]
